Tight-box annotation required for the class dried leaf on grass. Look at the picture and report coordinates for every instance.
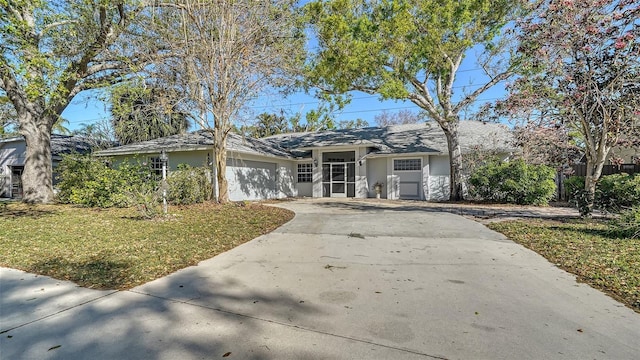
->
[489,219,640,313]
[0,202,293,290]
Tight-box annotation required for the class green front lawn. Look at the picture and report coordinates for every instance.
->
[0,202,293,290]
[488,219,640,313]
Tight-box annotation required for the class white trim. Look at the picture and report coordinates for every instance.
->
[97,147,293,161]
[366,152,443,158]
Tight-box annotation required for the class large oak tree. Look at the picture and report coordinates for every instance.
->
[0,0,153,203]
[304,0,520,200]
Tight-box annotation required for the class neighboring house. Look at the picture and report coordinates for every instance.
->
[0,135,94,198]
[95,121,515,201]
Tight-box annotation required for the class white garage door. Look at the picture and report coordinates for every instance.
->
[226,159,277,201]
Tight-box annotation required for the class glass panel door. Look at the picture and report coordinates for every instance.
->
[331,164,346,197]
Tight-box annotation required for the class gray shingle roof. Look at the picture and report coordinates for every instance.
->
[0,134,95,156]
[264,121,515,155]
[95,130,294,158]
[95,121,515,159]
[50,135,95,156]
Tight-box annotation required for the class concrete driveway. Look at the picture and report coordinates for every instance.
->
[1,199,639,359]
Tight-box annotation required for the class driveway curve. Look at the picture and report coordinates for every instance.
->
[1,199,639,359]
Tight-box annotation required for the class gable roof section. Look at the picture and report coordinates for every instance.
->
[95,130,295,159]
[264,121,515,155]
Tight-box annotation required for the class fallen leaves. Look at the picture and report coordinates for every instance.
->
[0,202,294,290]
[489,219,640,313]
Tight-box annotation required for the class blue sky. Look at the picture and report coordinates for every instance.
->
[60,21,510,132]
[60,61,508,132]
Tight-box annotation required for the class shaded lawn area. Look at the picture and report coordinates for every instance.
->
[488,219,640,313]
[0,202,293,290]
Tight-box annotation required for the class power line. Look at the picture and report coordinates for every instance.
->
[250,80,506,110]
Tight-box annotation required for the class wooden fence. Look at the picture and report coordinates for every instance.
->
[571,163,640,177]
[556,163,640,201]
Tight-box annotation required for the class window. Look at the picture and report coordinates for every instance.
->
[149,157,164,176]
[394,159,421,171]
[297,163,313,183]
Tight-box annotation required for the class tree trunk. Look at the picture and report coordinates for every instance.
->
[214,130,229,203]
[443,123,464,201]
[582,156,605,217]
[19,114,54,203]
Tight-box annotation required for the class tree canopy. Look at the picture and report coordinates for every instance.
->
[304,0,520,200]
[110,82,190,145]
[0,0,154,202]
[146,0,305,202]
[501,0,639,215]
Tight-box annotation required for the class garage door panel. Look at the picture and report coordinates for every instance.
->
[226,159,276,201]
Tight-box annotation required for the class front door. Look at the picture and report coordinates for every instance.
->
[10,166,23,199]
[330,163,347,197]
[322,157,356,198]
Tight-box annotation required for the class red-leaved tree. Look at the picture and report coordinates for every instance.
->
[502,0,639,216]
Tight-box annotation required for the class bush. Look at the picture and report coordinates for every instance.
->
[468,159,556,205]
[167,164,213,205]
[57,155,157,208]
[564,176,585,201]
[609,206,640,239]
[596,173,640,213]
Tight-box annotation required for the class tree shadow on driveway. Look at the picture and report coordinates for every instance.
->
[0,266,326,360]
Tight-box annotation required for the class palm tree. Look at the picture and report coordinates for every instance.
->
[110,83,190,145]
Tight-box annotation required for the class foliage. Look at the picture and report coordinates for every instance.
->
[52,117,71,135]
[498,0,640,216]
[56,155,157,208]
[609,206,640,239]
[110,82,190,145]
[489,219,640,312]
[374,109,424,127]
[564,176,585,201]
[596,173,640,213]
[304,0,520,201]
[147,0,305,203]
[128,181,162,219]
[243,112,292,138]
[0,1,156,203]
[0,202,294,290]
[0,95,17,136]
[468,159,556,205]
[337,118,369,129]
[511,124,582,168]
[167,164,213,205]
[241,105,365,138]
[568,174,640,214]
[71,120,117,150]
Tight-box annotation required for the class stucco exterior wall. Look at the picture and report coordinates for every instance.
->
[277,161,296,198]
[0,140,26,197]
[428,155,450,201]
[108,150,296,202]
[366,157,388,199]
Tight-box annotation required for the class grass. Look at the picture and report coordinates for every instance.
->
[0,202,294,290]
[488,219,640,313]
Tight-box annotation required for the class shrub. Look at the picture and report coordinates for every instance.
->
[564,176,585,201]
[57,155,157,208]
[468,159,556,205]
[609,206,640,239]
[596,173,640,213]
[167,164,213,205]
